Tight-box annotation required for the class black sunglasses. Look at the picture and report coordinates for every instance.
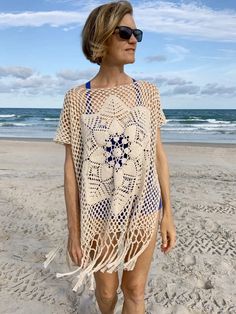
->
[113,26,143,42]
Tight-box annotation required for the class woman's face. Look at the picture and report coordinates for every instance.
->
[103,13,138,66]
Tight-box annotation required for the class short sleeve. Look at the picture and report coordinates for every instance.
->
[53,90,71,145]
[151,84,167,128]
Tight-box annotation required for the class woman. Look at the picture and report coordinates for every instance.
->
[44,1,176,313]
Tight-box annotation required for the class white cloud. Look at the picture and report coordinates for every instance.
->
[201,83,236,96]
[165,44,190,55]
[0,1,236,42]
[0,66,34,79]
[45,0,98,7]
[135,1,236,42]
[0,68,95,95]
[165,44,190,62]
[143,74,192,86]
[162,82,236,96]
[172,84,200,95]
[56,69,94,81]
[0,11,85,28]
[1,66,235,98]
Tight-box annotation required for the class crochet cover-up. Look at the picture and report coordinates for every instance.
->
[43,78,167,292]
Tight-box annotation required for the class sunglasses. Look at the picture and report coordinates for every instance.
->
[113,26,143,42]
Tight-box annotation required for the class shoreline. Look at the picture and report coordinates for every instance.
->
[0,137,236,148]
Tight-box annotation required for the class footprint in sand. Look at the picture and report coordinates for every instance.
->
[196,278,214,289]
[184,254,196,266]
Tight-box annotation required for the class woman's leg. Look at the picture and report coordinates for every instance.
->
[120,212,159,314]
[91,231,120,314]
[94,270,119,314]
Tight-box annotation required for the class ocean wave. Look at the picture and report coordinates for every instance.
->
[207,119,231,124]
[0,122,32,127]
[167,118,205,122]
[0,114,16,118]
[166,122,236,129]
[166,118,232,124]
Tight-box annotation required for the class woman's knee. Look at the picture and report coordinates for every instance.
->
[95,273,119,304]
[121,281,145,303]
[95,286,118,304]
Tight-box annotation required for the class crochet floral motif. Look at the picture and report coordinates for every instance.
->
[104,132,130,170]
[81,94,151,215]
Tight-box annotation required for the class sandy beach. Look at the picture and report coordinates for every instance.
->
[0,139,235,314]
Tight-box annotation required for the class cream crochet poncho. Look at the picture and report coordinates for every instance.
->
[43,78,167,292]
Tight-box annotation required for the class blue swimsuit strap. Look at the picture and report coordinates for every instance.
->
[84,78,141,114]
[85,81,92,114]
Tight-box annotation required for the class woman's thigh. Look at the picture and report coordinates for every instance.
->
[121,212,160,290]
[92,211,160,292]
[92,230,120,294]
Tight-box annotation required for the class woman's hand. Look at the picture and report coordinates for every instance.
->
[67,233,83,266]
[159,211,176,254]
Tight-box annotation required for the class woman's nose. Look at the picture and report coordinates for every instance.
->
[129,33,137,43]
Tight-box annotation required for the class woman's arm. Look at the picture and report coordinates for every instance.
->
[155,128,172,215]
[64,144,83,265]
[64,144,81,239]
[155,128,176,254]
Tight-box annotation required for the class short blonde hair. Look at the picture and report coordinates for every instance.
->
[81,1,133,65]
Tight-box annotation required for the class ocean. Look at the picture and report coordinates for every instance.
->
[0,108,235,144]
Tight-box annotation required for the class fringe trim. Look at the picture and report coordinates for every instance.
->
[43,245,61,269]
[42,227,154,292]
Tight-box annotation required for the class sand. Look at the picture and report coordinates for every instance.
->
[0,139,235,314]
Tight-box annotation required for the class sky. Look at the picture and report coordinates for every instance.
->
[0,0,236,109]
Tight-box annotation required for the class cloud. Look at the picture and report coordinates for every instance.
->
[0,75,58,95]
[141,73,235,97]
[145,55,167,63]
[161,82,236,97]
[134,1,236,42]
[150,75,192,86]
[165,44,189,55]
[0,11,85,28]
[1,66,236,98]
[173,84,200,95]
[201,83,236,96]
[45,0,97,6]
[166,77,192,86]
[147,45,190,65]
[0,66,34,79]
[0,1,236,42]
[0,68,95,95]
[56,69,93,81]
[165,44,190,62]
